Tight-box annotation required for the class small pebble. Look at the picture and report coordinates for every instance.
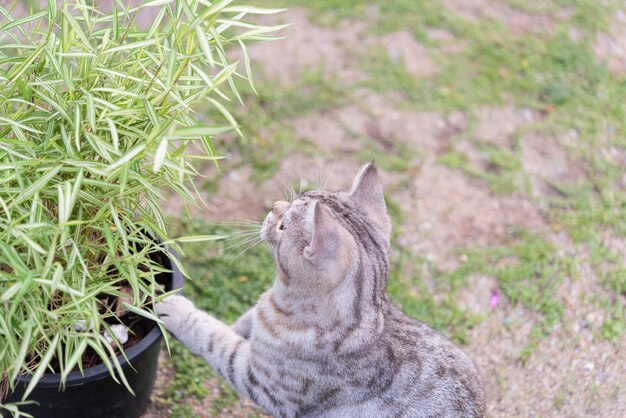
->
[104,324,129,345]
[522,108,534,121]
[75,320,93,332]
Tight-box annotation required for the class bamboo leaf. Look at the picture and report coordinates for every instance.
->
[9,325,33,384]
[170,235,224,243]
[102,39,157,54]
[105,143,147,172]
[195,27,215,68]
[0,11,46,32]
[153,137,169,172]
[121,302,164,325]
[207,97,242,136]
[10,166,61,208]
[23,334,60,400]
[60,338,88,383]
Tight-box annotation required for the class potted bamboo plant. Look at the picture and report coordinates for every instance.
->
[0,1,281,416]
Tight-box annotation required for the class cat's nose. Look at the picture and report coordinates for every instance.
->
[272,201,290,215]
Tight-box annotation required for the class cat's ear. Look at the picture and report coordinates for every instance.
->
[304,201,339,262]
[350,162,387,219]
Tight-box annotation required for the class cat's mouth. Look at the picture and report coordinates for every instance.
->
[260,211,279,245]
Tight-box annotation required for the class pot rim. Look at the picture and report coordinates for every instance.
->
[16,250,183,388]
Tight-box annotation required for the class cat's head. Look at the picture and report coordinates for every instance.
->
[261,163,391,291]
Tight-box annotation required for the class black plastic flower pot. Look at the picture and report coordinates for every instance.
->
[2,251,183,418]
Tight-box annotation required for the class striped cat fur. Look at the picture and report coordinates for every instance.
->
[156,163,486,417]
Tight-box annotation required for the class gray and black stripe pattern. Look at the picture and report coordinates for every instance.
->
[156,163,486,417]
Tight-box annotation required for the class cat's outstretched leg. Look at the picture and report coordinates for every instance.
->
[155,295,281,416]
[155,296,250,388]
[231,307,255,339]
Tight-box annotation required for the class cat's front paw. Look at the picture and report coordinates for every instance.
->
[155,294,196,334]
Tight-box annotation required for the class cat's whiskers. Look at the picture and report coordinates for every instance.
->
[313,165,322,191]
[223,233,263,251]
[221,219,263,227]
[298,176,305,197]
[222,229,262,244]
[277,178,298,203]
[320,160,337,192]
[222,232,261,243]
[226,237,264,268]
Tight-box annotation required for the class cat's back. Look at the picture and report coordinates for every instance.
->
[373,303,486,417]
[251,295,486,418]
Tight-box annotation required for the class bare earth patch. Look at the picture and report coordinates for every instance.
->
[236,8,369,85]
[442,0,557,34]
[396,164,546,272]
[237,9,439,86]
[594,9,626,75]
[473,105,540,145]
[361,93,450,156]
[377,30,439,77]
[521,132,585,197]
[290,91,457,161]
[290,109,367,154]
[469,256,626,417]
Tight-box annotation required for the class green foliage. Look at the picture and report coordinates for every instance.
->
[0,0,280,402]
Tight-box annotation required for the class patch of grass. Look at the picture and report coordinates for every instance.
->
[585,240,626,339]
[485,233,567,332]
[362,9,611,112]
[554,0,618,32]
[533,33,607,106]
[548,175,626,243]
[374,0,469,42]
[476,144,524,194]
[361,47,435,107]
[161,340,213,401]
[437,150,470,170]
[600,306,626,340]
[554,385,569,410]
[210,379,246,416]
[505,0,560,13]
[360,140,420,173]
[588,240,626,296]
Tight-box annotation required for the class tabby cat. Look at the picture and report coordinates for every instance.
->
[156,163,486,417]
